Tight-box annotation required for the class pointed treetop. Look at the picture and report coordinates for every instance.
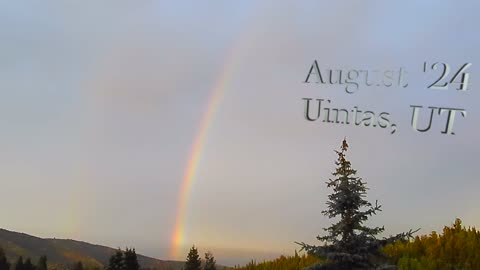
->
[341,137,348,152]
[296,138,415,269]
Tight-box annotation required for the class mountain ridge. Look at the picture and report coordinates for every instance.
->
[0,228,184,270]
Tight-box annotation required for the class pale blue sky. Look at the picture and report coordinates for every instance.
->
[0,1,479,266]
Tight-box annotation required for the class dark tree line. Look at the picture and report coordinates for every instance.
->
[107,248,139,270]
[0,248,47,270]
[0,246,140,270]
[0,249,9,270]
[184,246,216,270]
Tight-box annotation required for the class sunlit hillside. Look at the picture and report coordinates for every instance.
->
[0,229,183,270]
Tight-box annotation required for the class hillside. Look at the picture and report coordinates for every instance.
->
[0,229,184,270]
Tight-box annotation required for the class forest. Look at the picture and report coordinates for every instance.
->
[2,139,478,270]
[228,140,479,270]
[228,218,480,270]
[205,139,480,270]
[0,248,141,270]
[384,218,480,270]
[3,220,479,270]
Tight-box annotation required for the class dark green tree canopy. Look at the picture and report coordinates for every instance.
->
[204,251,216,270]
[36,256,47,270]
[124,248,139,270]
[23,258,34,270]
[297,139,415,270]
[15,256,24,270]
[185,245,201,270]
[108,249,125,270]
[0,248,10,270]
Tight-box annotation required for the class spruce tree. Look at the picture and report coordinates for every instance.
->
[23,258,34,270]
[297,139,416,270]
[0,248,10,270]
[124,248,139,270]
[184,245,201,270]
[108,249,125,270]
[15,257,24,270]
[36,256,47,270]
[204,252,216,270]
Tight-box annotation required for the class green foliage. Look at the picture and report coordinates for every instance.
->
[106,248,140,270]
[11,255,42,270]
[36,256,47,270]
[184,246,201,270]
[0,248,10,270]
[15,257,24,270]
[123,249,139,270]
[232,253,321,270]
[384,218,480,270]
[108,250,124,270]
[23,258,34,270]
[296,139,414,269]
[204,252,216,270]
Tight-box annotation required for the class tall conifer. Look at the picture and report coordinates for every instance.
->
[204,252,216,270]
[124,248,139,270]
[0,248,10,270]
[297,139,415,270]
[185,246,201,270]
[36,256,47,270]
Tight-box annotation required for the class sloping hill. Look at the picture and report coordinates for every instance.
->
[0,229,183,270]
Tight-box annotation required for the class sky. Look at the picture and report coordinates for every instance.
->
[0,1,479,267]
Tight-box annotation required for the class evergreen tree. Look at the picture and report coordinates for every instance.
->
[73,261,83,270]
[36,256,47,270]
[0,248,10,270]
[108,249,125,270]
[204,252,216,270]
[296,139,415,270]
[23,259,34,270]
[15,257,24,270]
[184,245,201,270]
[124,249,139,270]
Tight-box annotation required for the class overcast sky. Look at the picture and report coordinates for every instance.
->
[0,1,479,266]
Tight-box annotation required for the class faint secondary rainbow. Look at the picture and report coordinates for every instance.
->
[169,48,237,259]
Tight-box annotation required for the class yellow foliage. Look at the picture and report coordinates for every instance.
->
[231,253,321,270]
[383,218,480,270]
[62,251,103,269]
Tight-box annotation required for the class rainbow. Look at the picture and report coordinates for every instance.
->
[169,48,237,259]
